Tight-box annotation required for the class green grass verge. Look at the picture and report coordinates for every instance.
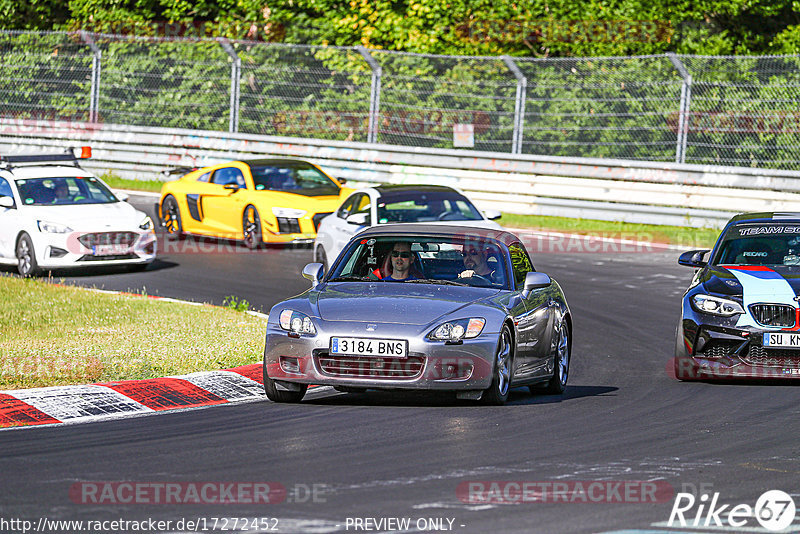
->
[101,173,720,249]
[0,276,265,390]
[102,172,165,193]
[501,213,720,249]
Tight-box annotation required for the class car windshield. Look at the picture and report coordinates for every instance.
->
[250,162,339,196]
[328,235,510,289]
[713,224,800,266]
[376,190,484,224]
[16,177,118,206]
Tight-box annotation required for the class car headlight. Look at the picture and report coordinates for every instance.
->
[272,207,307,218]
[279,309,317,336]
[139,216,154,231]
[691,294,744,316]
[37,220,72,234]
[429,318,486,342]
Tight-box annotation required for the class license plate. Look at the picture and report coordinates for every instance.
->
[763,332,800,348]
[330,337,407,358]
[92,244,130,256]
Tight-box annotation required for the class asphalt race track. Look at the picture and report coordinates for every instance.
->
[1,194,798,533]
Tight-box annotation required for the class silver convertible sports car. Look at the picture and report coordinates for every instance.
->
[263,225,572,405]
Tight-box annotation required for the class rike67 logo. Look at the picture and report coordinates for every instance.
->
[669,489,796,531]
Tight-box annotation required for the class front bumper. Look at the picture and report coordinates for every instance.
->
[264,322,497,391]
[675,301,800,379]
[262,214,328,244]
[34,229,157,269]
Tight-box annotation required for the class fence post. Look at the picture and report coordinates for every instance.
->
[502,56,527,155]
[219,39,241,133]
[80,31,102,124]
[668,53,692,164]
[357,46,382,144]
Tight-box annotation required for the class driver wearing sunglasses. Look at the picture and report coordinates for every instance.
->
[459,241,498,282]
[383,241,418,281]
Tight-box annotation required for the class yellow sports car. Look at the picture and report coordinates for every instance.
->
[158,159,353,247]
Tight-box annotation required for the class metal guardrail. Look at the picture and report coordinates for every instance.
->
[3,119,800,228]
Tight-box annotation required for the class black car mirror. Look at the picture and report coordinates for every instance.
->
[224,183,240,192]
[678,249,710,268]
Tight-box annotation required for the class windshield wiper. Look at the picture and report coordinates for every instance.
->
[327,275,373,282]
[405,279,468,286]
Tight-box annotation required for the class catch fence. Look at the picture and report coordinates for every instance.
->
[2,31,799,169]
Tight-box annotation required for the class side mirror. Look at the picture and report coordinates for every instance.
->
[337,178,347,185]
[522,271,551,298]
[483,209,502,221]
[346,212,369,226]
[224,183,240,192]
[0,196,15,209]
[302,262,324,287]
[678,249,710,268]
[116,191,130,202]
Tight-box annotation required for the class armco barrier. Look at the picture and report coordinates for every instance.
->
[3,119,800,228]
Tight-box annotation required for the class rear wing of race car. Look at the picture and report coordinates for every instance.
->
[160,166,198,179]
[0,147,92,168]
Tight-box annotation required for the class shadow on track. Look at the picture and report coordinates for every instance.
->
[0,258,179,278]
[305,385,618,407]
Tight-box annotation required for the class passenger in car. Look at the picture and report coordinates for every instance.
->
[371,241,422,281]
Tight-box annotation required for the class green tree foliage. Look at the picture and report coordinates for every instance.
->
[2,0,798,56]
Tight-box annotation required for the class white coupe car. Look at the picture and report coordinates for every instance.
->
[0,148,157,276]
[313,184,503,271]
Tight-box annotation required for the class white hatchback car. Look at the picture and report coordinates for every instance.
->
[313,184,503,271]
[0,148,157,276]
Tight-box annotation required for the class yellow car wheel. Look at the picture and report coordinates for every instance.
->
[243,206,263,250]
[161,195,184,241]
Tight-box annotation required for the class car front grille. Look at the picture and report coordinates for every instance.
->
[78,232,138,248]
[315,354,425,380]
[743,345,800,368]
[276,217,301,234]
[312,212,332,231]
[749,304,796,327]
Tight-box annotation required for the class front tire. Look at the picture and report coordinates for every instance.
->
[541,322,570,394]
[262,363,307,403]
[243,206,263,250]
[161,195,184,241]
[482,324,514,405]
[16,233,39,277]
